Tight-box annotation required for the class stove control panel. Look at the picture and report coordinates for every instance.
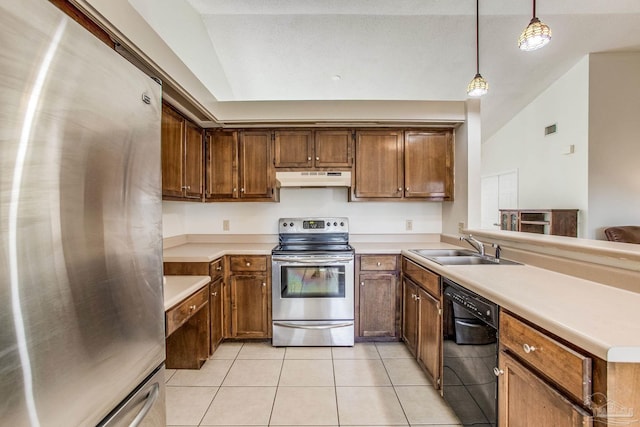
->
[279,217,349,234]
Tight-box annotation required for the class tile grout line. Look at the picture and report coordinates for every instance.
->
[196,342,243,427]
[266,345,287,426]
[375,342,412,427]
[331,346,341,427]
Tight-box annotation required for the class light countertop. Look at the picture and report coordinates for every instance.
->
[163,275,211,310]
[162,239,640,362]
[402,250,640,363]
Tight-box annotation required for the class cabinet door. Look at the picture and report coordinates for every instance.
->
[230,274,270,338]
[402,278,418,356]
[315,130,352,168]
[210,279,223,353]
[239,131,274,199]
[358,273,398,338]
[205,131,238,200]
[184,120,203,199]
[498,351,592,427]
[404,131,453,200]
[417,288,442,388]
[354,131,403,198]
[274,130,313,168]
[161,104,185,198]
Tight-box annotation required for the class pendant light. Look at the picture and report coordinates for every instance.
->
[518,0,552,51]
[467,0,488,97]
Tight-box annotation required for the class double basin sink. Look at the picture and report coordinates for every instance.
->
[409,249,521,266]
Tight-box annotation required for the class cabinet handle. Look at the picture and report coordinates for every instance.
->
[240,188,245,193]
[307,156,312,161]
[189,304,196,311]
[493,367,504,376]
[376,262,381,266]
[397,187,402,192]
[246,262,251,267]
[415,295,421,301]
[181,185,191,190]
[316,156,320,161]
[411,293,416,299]
[211,292,217,297]
[233,187,237,192]
[262,282,266,287]
[405,187,409,191]
[360,282,364,286]
[523,343,537,353]
[216,266,222,271]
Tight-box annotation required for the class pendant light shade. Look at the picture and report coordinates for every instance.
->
[518,0,552,51]
[467,0,488,97]
[467,73,489,97]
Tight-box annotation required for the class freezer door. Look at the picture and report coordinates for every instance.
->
[0,0,165,425]
[98,366,166,427]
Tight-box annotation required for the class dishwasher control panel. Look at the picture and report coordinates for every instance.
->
[443,279,499,328]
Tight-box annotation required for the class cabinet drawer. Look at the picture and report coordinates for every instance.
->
[402,258,440,297]
[229,255,267,272]
[360,255,397,271]
[500,311,592,403]
[210,258,224,279]
[165,287,209,337]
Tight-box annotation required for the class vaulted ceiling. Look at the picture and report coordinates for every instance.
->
[131,0,640,138]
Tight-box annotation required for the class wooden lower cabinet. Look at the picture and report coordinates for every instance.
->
[165,286,210,369]
[209,278,223,353]
[498,351,592,427]
[356,254,400,340]
[417,287,442,387]
[229,274,271,338]
[402,278,419,356]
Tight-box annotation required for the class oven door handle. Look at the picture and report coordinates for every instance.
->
[273,321,353,330]
[271,256,354,264]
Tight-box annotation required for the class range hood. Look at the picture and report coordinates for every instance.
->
[276,171,351,188]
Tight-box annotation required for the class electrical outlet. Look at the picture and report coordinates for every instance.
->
[458,221,465,233]
[223,219,230,231]
[406,219,413,231]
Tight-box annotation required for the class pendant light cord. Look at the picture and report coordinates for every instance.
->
[532,0,536,18]
[475,0,480,74]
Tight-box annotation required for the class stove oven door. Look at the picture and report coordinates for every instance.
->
[271,254,355,322]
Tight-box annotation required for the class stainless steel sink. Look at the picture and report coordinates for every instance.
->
[428,256,521,266]
[409,249,521,266]
[409,249,476,257]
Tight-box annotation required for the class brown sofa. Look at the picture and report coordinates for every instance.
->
[604,226,640,244]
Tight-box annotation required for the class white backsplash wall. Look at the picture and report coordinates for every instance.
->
[162,187,443,237]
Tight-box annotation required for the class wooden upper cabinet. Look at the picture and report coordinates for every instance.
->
[274,130,314,168]
[274,130,352,169]
[239,131,275,200]
[404,131,453,200]
[353,130,403,199]
[184,121,204,199]
[161,104,185,198]
[205,131,238,200]
[315,130,353,168]
[161,103,204,200]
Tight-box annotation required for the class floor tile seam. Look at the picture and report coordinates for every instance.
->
[267,356,286,427]
[196,343,244,426]
[331,349,341,427]
[378,350,412,427]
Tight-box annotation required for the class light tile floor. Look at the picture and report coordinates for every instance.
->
[165,341,462,427]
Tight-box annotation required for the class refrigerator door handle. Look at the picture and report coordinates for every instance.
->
[129,382,159,427]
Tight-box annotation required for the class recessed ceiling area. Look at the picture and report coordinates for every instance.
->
[130,0,640,138]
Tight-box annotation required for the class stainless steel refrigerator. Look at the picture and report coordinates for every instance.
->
[1,0,166,425]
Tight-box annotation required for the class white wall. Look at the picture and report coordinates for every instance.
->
[588,52,640,239]
[482,57,590,237]
[163,188,443,237]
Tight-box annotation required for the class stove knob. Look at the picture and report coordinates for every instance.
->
[283,222,287,227]
[289,222,294,227]
[333,222,337,226]
[326,222,331,227]
[340,221,344,226]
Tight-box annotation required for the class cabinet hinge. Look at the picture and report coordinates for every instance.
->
[438,308,442,315]
[437,377,441,386]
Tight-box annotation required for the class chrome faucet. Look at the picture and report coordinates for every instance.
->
[459,234,485,256]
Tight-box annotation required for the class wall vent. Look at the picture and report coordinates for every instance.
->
[545,123,557,136]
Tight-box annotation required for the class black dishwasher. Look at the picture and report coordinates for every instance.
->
[442,278,499,427]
